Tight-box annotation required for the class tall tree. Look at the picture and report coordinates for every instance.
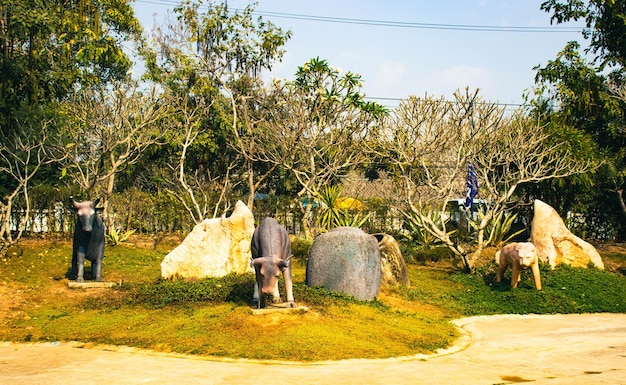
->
[0,0,142,123]
[0,106,63,255]
[0,0,143,248]
[265,58,387,238]
[143,0,291,211]
[374,89,595,272]
[58,82,171,222]
[535,0,626,238]
[541,0,626,70]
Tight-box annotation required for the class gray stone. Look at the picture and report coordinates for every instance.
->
[306,227,381,301]
[530,199,604,270]
[160,200,255,279]
[373,233,410,288]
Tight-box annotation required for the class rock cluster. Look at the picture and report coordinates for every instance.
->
[306,227,381,301]
[160,200,255,279]
[530,199,604,270]
[373,233,410,288]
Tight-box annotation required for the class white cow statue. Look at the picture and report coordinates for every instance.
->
[495,242,542,290]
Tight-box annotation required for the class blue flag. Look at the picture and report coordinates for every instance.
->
[465,163,479,208]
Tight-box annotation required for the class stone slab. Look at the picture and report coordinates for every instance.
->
[67,281,120,289]
[250,304,309,315]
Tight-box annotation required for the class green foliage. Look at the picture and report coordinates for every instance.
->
[532,1,626,239]
[469,210,526,248]
[107,227,136,247]
[290,236,313,260]
[129,274,256,308]
[333,210,371,228]
[316,186,369,231]
[402,210,454,249]
[316,185,343,231]
[541,0,626,69]
[0,0,142,125]
[411,246,455,264]
[446,262,626,315]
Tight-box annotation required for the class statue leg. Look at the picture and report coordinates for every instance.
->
[252,281,259,303]
[75,252,85,283]
[71,251,78,280]
[283,268,295,307]
[510,264,521,288]
[531,263,542,290]
[253,273,266,309]
[496,263,507,283]
[92,257,103,281]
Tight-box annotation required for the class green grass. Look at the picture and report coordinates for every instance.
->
[1,237,625,361]
[447,262,626,315]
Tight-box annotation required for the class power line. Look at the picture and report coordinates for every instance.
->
[251,10,580,33]
[134,1,550,108]
[134,0,582,33]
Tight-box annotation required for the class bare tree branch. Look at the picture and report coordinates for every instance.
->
[373,88,598,272]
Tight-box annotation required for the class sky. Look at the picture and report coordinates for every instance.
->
[132,0,587,110]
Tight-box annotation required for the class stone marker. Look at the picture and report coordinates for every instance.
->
[373,233,410,288]
[306,227,381,301]
[530,199,604,269]
[250,304,309,316]
[161,200,255,279]
[68,281,119,289]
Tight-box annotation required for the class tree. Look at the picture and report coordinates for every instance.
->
[0,107,62,255]
[0,0,142,125]
[376,89,595,272]
[58,81,171,223]
[534,1,626,238]
[265,58,387,238]
[541,0,626,70]
[0,0,143,250]
[161,93,238,224]
[143,0,291,210]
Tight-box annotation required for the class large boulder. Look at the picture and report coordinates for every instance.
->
[306,227,381,301]
[373,233,410,288]
[161,200,255,279]
[530,199,604,270]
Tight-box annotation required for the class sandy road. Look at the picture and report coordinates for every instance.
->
[1,313,625,385]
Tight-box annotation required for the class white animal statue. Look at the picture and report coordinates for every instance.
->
[495,242,542,290]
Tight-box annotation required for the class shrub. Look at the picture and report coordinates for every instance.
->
[128,274,256,308]
[291,236,312,260]
[107,227,136,246]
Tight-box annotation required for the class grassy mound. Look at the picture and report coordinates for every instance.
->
[0,237,624,361]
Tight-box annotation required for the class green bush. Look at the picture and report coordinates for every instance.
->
[128,274,256,308]
[470,210,525,248]
[107,227,136,246]
[291,236,313,260]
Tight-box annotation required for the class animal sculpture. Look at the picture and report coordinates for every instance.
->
[250,217,295,308]
[70,197,105,282]
[495,242,542,290]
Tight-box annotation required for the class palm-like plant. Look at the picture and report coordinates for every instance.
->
[316,186,368,231]
[469,210,526,248]
[403,210,454,248]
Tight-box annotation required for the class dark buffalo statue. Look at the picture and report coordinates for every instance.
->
[250,217,295,309]
[70,197,105,282]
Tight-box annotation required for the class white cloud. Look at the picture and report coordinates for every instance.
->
[375,60,407,86]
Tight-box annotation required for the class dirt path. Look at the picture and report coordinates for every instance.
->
[2,313,625,385]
